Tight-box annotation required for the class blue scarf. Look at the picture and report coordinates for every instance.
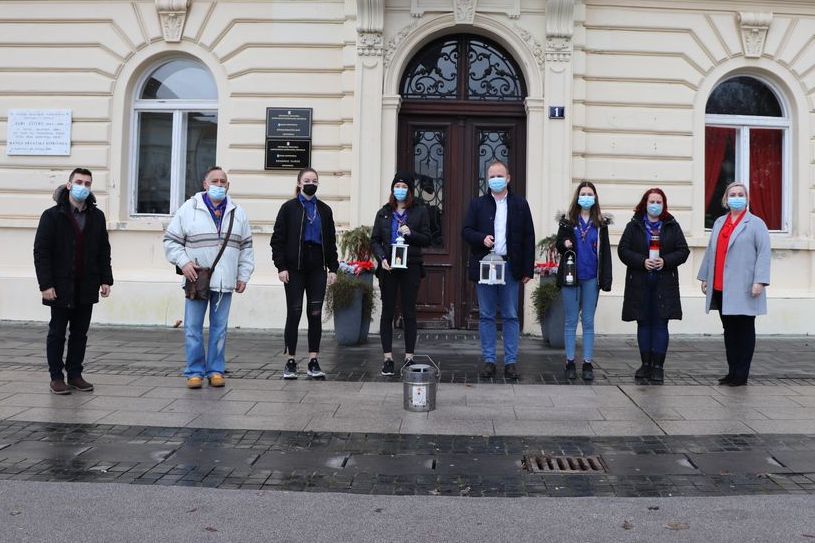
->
[299,193,322,245]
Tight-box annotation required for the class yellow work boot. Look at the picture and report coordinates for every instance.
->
[186,376,203,389]
[208,373,226,387]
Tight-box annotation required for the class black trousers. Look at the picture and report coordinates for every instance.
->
[713,290,756,381]
[379,264,422,354]
[283,244,327,356]
[47,304,94,380]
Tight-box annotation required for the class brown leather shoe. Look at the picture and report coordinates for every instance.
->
[66,376,94,392]
[50,380,70,395]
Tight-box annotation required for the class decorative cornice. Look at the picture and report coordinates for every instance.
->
[357,31,384,57]
[739,11,772,59]
[155,0,190,43]
[410,0,519,20]
[383,21,419,69]
[357,0,384,33]
[514,24,545,68]
[454,0,477,25]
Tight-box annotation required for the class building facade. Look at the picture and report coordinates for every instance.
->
[1,0,813,334]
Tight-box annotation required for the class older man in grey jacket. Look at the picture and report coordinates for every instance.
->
[697,182,771,386]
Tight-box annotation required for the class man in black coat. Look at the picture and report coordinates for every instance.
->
[462,160,535,380]
[33,168,113,394]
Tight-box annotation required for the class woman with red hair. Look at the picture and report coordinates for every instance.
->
[618,188,689,383]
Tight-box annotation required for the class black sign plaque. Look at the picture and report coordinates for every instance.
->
[265,139,311,170]
[266,108,312,139]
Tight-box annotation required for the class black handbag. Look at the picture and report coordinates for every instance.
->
[183,211,235,301]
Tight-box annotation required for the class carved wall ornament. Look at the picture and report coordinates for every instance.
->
[410,0,520,19]
[156,0,190,43]
[739,12,773,59]
[357,0,384,33]
[514,24,545,68]
[383,21,419,68]
[454,0,477,24]
[358,31,384,57]
[545,0,575,38]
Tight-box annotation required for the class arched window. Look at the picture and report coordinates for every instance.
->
[704,76,788,230]
[132,58,218,215]
[400,34,526,102]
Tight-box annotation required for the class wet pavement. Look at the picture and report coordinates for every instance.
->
[0,321,814,500]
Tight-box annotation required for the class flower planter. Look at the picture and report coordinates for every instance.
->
[541,289,565,349]
[330,271,375,346]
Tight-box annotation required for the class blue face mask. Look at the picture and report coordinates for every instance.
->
[70,184,90,202]
[577,195,595,210]
[393,187,409,201]
[647,203,663,217]
[727,196,747,211]
[208,185,227,201]
[488,177,508,193]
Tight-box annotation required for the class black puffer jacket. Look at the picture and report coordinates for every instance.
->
[370,204,431,270]
[33,187,113,308]
[554,214,613,291]
[270,197,339,273]
[618,214,690,321]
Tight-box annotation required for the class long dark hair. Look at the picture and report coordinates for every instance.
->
[633,188,669,221]
[567,181,603,227]
[294,167,318,196]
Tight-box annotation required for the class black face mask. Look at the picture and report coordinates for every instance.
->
[301,184,318,197]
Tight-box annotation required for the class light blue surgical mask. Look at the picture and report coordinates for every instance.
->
[208,185,227,201]
[577,195,595,210]
[727,196,747,211]
[70,184,90,202]
[647,203,663,217]
[488,177,508,193]
[393,187,409,201]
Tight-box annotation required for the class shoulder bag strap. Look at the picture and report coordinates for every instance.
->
[210,210,235,271]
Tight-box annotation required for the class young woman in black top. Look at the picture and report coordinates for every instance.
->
[618,188,689,383]
[270,168,339,380]
[370,172,431,376]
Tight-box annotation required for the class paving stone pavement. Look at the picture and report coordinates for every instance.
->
[1,322,814,498]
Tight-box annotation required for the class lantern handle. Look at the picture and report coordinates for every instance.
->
[399,354,441,380]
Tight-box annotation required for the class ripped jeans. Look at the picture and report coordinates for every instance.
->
[283,262,327,356]
[184,291,233,378]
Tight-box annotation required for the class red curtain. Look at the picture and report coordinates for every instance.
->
[705,127,735,209]
[749,129,783,230]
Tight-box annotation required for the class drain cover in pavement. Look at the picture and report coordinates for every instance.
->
[523,454,606,473]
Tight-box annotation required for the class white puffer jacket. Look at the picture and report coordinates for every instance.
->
[163,193,255,292]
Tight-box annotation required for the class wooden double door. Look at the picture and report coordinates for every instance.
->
[397,107,526,328]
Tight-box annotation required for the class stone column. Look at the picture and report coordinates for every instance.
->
[352,0,385,226]
[543,0,575,224]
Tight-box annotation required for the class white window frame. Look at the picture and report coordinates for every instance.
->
[130,60,218,217]
[704,77,791,233]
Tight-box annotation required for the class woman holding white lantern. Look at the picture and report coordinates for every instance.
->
[371,172,431,377]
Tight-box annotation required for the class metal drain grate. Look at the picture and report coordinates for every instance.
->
[523,454,607,473]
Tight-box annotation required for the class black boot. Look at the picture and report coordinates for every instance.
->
[634,351,652,381]
[650,352,665,384]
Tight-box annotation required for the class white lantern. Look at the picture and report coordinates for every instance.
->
[391,235,408,269]
[478,250,506,285]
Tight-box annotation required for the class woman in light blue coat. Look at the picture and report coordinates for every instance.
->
[697,182,771,387]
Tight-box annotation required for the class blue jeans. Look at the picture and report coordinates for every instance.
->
[637,274,669,355]
[184,291,233,378]
[562,277,599,362]
[476,261,520,365]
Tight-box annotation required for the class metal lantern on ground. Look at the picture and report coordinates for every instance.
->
[402,355,440,412]
[391,235,408,269]
[478,250,506,285]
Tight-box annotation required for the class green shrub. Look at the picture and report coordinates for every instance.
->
[325,272,375,322]
[532,280,561,324]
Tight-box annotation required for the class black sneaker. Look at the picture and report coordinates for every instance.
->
[283,358,298,380]
[479,362,496,379]
[581,362,594,381]
[403,357,415,367]
[564,361,577,380]
[504,364,519,380]
[381,359,395,376]
[307,358,325,379]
